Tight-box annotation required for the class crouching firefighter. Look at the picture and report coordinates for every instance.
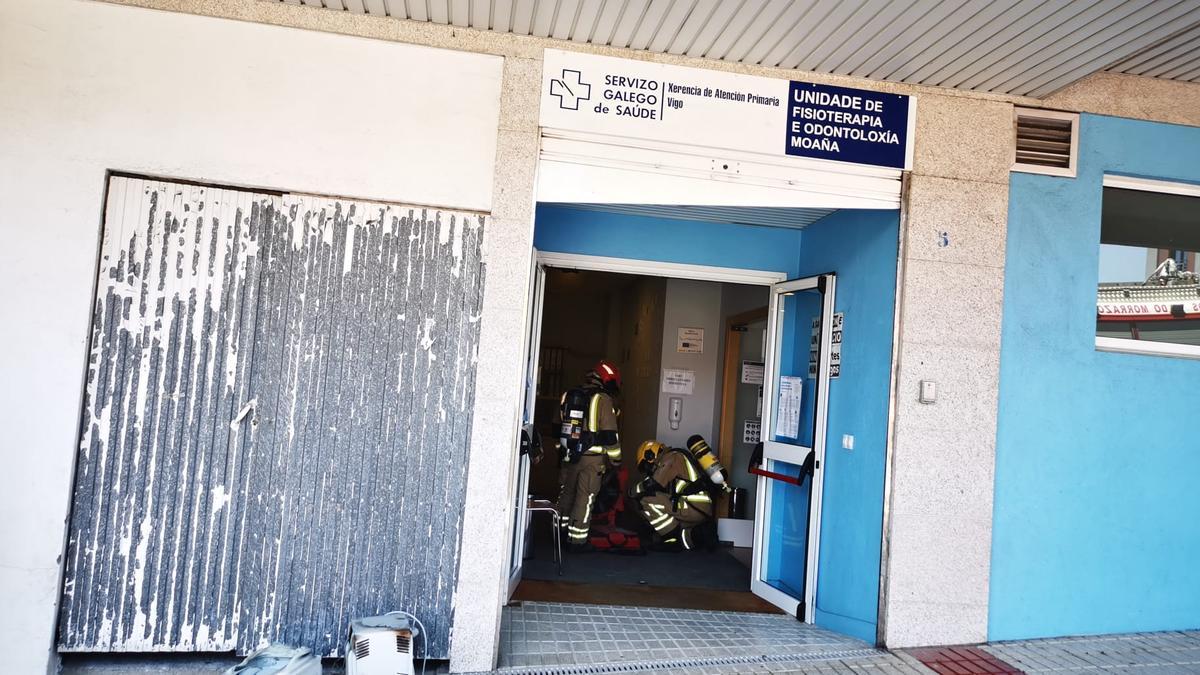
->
[630,436,731,552]
[557,360,623,552]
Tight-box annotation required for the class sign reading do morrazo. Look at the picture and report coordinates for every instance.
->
[540,49,914,171]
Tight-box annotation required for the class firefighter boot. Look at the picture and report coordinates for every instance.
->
[650,524,685,552]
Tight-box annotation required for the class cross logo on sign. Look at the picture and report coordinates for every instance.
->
[550,69,591,111]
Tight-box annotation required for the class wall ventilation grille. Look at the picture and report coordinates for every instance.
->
[1013,108,1079,177]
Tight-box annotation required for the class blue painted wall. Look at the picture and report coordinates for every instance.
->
[534,205,803,276]
[534,204,900,644]
[799,209,900,642]
[991,114,1200,640]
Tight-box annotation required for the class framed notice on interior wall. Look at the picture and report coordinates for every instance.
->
[677,327,704,353]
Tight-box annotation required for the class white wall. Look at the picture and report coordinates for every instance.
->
[0,2,502,671]
[656,279,723,448]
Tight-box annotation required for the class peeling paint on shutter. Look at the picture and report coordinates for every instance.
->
[58,176,486,658]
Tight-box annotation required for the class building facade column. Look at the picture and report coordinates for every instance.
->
[879,93,1014,646]
[448,55,542,673]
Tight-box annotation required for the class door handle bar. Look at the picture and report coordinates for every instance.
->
[747,442,813,487]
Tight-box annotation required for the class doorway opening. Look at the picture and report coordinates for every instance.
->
[515,266,779,614]
[504,201,901,664]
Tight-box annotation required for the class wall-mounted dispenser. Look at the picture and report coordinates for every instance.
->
[668,397,683,430]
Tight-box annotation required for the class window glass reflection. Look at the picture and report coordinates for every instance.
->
[1096,187,1200,347]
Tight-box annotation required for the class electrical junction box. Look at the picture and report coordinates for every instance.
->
[919,380,937,404]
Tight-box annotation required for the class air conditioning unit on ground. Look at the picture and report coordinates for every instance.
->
[345,611,421,675]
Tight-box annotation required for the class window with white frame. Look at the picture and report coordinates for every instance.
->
[1096,176,1200,358]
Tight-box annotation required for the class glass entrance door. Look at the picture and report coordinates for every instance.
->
[751,274,836,619]
[507,253,547,598]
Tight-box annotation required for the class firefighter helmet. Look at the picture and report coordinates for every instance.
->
[593,359,622,390]
[636,440,664,463]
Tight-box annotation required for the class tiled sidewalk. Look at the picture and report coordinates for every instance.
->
[496,602,924,674]
[982,630,1200,673]
[495,602,1200,674]
[59,606,1200,674]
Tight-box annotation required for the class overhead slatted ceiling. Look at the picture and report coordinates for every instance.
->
[545,203,834,229]
[1108,21,1200,82]
[273,0,1200,97]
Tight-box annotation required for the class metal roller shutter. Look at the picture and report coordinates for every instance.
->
[58,176,485,658]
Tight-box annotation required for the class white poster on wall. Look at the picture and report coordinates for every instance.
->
[830,312,843,379]
[677,327,704,353]
[661,368,696,395]
[808,317,820,377]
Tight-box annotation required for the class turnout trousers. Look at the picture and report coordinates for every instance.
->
[637,493,711,550]
[557,454,607,545]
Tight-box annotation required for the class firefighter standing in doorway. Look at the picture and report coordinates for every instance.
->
[557,360,623,552]
[630,436,730,551]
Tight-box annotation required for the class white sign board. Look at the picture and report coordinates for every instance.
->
[677,327,705,353]
[1098,300,1200,318]
[741,360,764,385]
[808,317,820,377]
[541,49,914,170]
[830,312,843,379]
[743,419,762,445]
[662,368,695,395]
[776,376,803,439]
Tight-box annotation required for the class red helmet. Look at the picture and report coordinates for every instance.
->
[594,359,622,389]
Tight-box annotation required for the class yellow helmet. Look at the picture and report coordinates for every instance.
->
[637,440,664,463]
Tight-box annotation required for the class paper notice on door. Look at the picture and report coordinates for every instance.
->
[661,368,696,395]
[741,360,764,384]
[776,376,803,439]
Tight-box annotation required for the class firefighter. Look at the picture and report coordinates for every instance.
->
[557,360,622,552]
[630,439,727,552]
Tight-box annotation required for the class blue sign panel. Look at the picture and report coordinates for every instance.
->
[785,81,910,169]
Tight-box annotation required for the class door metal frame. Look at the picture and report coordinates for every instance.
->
[506,251,547,599]
[536,251,788,285]
[750,273,836,621]
[503,252,784,592]
[505,250,841,622]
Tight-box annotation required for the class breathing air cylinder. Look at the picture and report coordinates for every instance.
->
[686,435,731,490]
